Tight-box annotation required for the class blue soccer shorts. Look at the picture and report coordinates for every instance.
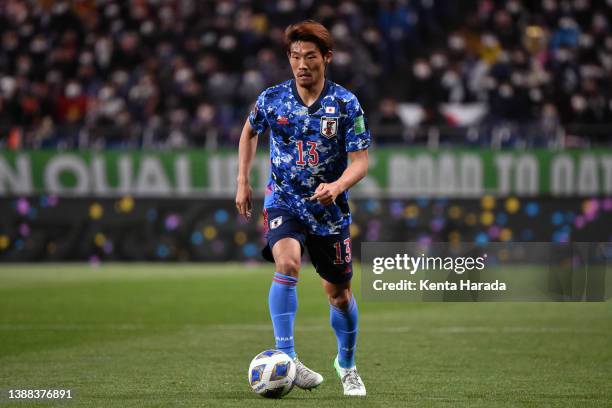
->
[261,208,353,284]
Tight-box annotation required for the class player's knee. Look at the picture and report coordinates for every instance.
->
[275,257,301,277]
[328,290,351,310]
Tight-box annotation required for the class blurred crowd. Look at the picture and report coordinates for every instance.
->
[0,0,611,149]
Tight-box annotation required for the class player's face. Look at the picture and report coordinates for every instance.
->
[288,41,331,88]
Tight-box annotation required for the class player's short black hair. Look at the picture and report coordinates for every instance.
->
[284,20,334,56]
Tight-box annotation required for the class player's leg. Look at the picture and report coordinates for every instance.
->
[261,209,323,390]
[270,237,323,389]
[324,280,365,396]
[324,279,358,368]
[269,237,301,359]
[307,229,366,396]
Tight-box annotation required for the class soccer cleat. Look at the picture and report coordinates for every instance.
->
[292,356,324,390]
[334,356,366,396]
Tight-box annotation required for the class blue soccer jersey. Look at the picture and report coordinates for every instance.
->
[249,79,371,235]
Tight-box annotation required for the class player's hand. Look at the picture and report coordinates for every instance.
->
[235,182,253,220]
[309,182,342,206]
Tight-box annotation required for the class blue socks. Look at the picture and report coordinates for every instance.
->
[269,271,358,368]
[330,296,358,368]
[268,272,298,359]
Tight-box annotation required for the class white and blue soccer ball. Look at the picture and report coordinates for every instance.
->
[248,349,296,398]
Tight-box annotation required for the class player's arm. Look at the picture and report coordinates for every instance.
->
[236,119,259,219]
[309,149,369,206]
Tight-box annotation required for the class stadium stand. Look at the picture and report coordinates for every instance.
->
[0,0,611,148]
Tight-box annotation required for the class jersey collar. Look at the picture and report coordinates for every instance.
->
[291,79,330,115]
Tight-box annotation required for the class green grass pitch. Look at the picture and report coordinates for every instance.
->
[0,264,611,407]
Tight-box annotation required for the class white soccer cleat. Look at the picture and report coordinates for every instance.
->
[292,356,324,390]
[334,356,366,396]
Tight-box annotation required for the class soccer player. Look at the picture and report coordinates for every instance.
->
[235,20,370,397]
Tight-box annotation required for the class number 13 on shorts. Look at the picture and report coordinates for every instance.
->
[333,238,351,265]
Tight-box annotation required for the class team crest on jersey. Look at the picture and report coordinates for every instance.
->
[320,117,338,138]
[270,216,283,229]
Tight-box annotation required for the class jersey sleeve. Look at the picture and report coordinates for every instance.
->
[248,90,269,136]
[344,96,371,152]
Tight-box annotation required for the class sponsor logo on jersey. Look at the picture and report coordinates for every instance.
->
[270,216,283,229]
[320,117,338,138]
[277,116,289,125]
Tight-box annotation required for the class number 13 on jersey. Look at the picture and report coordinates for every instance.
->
[295,141,319,166]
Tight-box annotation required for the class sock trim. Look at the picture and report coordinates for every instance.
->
[273,272,298,286]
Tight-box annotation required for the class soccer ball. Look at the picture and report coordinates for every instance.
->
[248,349,296,398]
